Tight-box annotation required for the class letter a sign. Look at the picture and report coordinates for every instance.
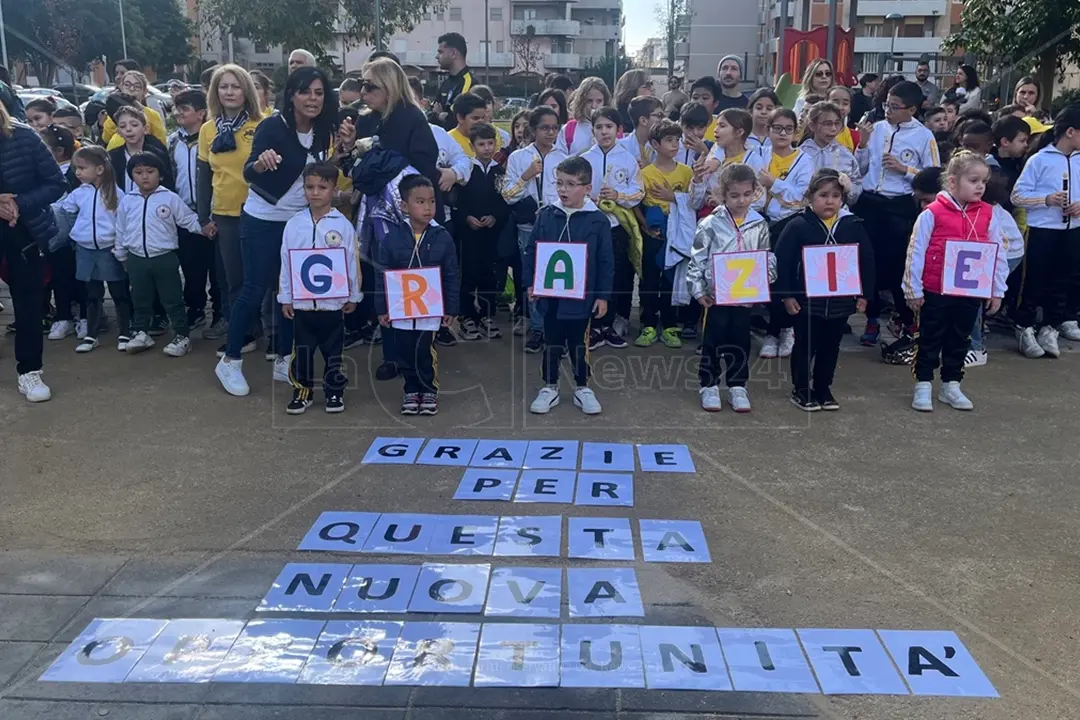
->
[533,242,588,300]
[711,251,770,305]
[385,267,445,320]
[803,244,862,298]
[942,241,997,299]
[290,248,350,301]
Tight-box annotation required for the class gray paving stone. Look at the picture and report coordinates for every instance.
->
[619,688,820,716]
[0,699,199,719]
[0,595,89,642]
[0,551,129,595]
[195,706,405,720]
[410,687,616,711]
[98,554,286,599]
[405,710,612,720]
[53,597,258,643]
[202,683,411,707]
[0,641,44,687]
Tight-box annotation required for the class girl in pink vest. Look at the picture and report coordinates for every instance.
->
[904,151,1009,412]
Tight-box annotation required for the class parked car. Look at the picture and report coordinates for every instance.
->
[50,83,101,106]
[86,83,172,121]
[16,91,77,112]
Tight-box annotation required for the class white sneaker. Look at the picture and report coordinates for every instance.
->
[759,335,779,358]
[573,387,602,415]
[75,319,88,339]
[1037,326,1061,358]
[911,381,933,412]
[17,371,51,403]
[1016,326,1045,358]
[529,386,560,414]
[964,348,987,367]
[215,357,250,396]
[512,316,525,337]
[778,328,795,358]
[125,331,155,353]
[938,380,974,410]
[273,355,292,383]
[75,337,99,353]
[116,335,131,352]
[1060,320,1080,341]
[48,320,74,340]
[728,386,752,413]
[699,385,721,412]
[613,316,630,338]
[163,336,191,357]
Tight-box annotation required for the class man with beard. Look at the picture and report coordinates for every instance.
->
[714,55,750,111]
[915,60,941,108]
[433,32,474,129]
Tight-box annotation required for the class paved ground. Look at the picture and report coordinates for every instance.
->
[1,318,1078,719]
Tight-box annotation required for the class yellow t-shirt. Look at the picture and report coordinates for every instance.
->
[197,117,263,217]
[641,162,694,214]
[103,106,168,150]
[448,127,503,158]
[822,215,839,231]
[722,151,746,167]
[836,125,854,152]
[706,115,718,144]
[769,150,799,180]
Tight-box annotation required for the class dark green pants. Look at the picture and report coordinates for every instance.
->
[127,251,188,336]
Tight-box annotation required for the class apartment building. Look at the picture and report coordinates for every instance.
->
[675,0,764,86]
[198,0,622,82]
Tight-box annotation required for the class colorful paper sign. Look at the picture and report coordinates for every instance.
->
[942,241,997,299]
[290,248,350,302]
[803,244,862,298]
[711,250,771,305]
[532,242,588,300]
[385,266,444,321]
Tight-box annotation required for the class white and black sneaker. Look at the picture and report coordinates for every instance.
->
[435,326,458,347]
[459,319,482,341]
[116,335,131,352]
[480,317,502,339]
[325,394,345,413]
[286,389,313,415]
[75,337,99,353]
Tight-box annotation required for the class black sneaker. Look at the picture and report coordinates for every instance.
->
[524,330,544,354]
[286,389,313,415]
[188,310,207,330]
[480,317,502,339]
[375,362,399,381]
[401,392,420,415]
[435,326,457,347]
[602,327,627,349]
[148,316,169,337]
[459,319,482,341]
[325,394,345,413]
[588,328,605,351]
[790,389,821,412]
[343,329,365,350]
[363,324,383,345]
[265,335,277,360]
[5,322,15,333]
[815,388,840,411]
[681,325,699,340]
[419,392,438,415]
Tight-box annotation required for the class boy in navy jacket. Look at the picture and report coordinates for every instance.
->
[375,174,461,416]
[524,156,614,416]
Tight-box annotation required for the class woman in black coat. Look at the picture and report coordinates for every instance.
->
[0,102,67,401]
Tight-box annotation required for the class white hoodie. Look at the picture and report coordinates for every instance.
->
[1011,145,1080,230]
[56,184,118,251]
[277,207,362,311]
[114,187,202,261]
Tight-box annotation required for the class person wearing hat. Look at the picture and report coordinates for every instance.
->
[715,55,750,111]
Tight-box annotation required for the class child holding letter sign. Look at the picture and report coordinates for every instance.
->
[277,163,362,415]
[687,164,775,413]
[374,175,460,416]
[524,157,614,415]
[776,170,875,412]
[904,152,1008,412]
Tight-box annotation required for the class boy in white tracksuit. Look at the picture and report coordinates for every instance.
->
[114,151,207,356]
[278,163,363,414]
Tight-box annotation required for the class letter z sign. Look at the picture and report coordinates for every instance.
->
[290,248,350,301]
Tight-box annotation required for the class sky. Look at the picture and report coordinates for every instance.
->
[623,0,661,55]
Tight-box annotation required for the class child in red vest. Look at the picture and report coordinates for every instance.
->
[904,151,1009,412]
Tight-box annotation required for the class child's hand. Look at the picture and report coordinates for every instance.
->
[906,296,924,312]
[783,297,801,315]
[282,303,294,319]
[1065,201,1080,218]
[441,315,454,327]
[697,295,714,308]
[645,227,662,238]
[756,170,775,189]
[882,154,907,173]
[527,287,535,300]
[378,314,390,327]
[438,168,456,192]
[592,299,608,318]
[649,182,676,202]
[254,150,283,172]
[481,215,496,227]
[523,155,544,181]
[857,120,872,148]
[200,222,217,237]
[343,302,356,314]
[856,297,867,313]
[986,297,1002,315]
[338,116,356,151]
[703,157,721,175]
[598,187,618,201]
[1045,190,1069,207]
[687,134,708,155]
[466,216,483,230]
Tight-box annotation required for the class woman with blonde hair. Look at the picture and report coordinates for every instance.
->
[793,58,836,117]
[0,100,67,401]
[102,70,168,150]
[614,69,654,132]
[557,76,611,156]
[197,63,264,344]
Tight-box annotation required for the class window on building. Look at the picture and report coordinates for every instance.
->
[490,6,502,20]
[524,9,537,20]
[496,40,505,52]
[254,41,269,53]
[450,6,462,20]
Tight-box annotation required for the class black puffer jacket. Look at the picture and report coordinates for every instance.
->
[0,122,65,248]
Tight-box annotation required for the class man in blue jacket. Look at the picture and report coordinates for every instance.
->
[524,156,614,416]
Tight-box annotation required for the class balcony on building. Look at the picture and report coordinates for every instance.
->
[546,53,582,69]
[856,0,948,16]
[511,19,582,36]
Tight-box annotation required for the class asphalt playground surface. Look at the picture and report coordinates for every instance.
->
[1,316,1078,719]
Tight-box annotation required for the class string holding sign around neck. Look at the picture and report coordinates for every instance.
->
[727,208,744,251]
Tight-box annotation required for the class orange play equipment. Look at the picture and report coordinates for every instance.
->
[779,26,857,87]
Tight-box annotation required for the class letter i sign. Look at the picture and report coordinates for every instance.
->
[803,244,862,297]
[533,242,588,300]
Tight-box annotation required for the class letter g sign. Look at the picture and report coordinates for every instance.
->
[301,254,333,295]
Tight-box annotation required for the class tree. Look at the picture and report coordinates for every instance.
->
[200,0,446,56]
[512,27,543,96]
[654,0,690,80]
[581,49,633,88]
[942,0,1080,109]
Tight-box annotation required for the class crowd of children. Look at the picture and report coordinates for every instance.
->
[12,56,1080,419]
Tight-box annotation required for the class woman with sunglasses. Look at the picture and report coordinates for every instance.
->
[216,66,353,397]
[793,59,836,118]
[614,69,655,133]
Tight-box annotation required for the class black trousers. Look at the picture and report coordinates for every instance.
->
[766,215,796,336]
[396,328,437,394]
[700,305,752,388]
[178,228,222,322]
[1,226,45,374]
[856,192,917,327]
[543,311,590,387]
[1015,227,1080,328]
[461,226,499,321]
[85,280,131,340]
[49,245,85,321]
[291,310,347,395]
[790,312,848,395]
[914,292,980,383]
[606,225,634,325]
[639,233,675,330]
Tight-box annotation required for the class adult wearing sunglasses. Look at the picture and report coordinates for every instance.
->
[793,59,836,117]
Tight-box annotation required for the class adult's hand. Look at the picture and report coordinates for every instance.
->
[254,150,283,173]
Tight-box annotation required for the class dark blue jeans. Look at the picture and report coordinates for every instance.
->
[225,213,293,359]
